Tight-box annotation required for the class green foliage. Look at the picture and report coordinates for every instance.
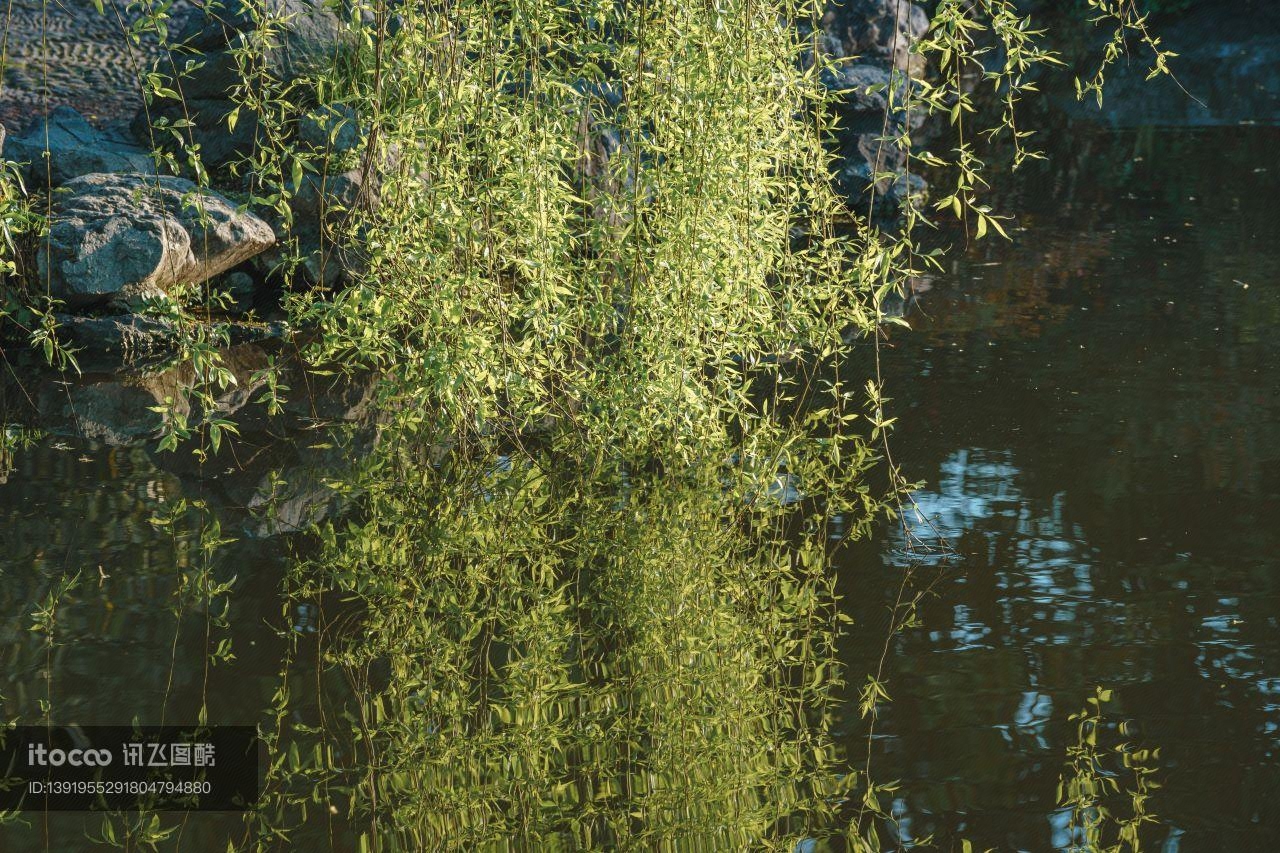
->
[0,160,38,278]
[229,0,903,845]
[0,0,1183,848]
[0,425,43,481]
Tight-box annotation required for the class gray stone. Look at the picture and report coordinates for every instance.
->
[818,0,930,77]
[176,0,348,75]
[166,49,245,101]
[846,131,908,177]
[52,312,288,370]
[138,1,354,172]
[222,270,259,302]
[882,170,928,213]
[821,63,894,115]
[38,173,275,308]
[298,105,363,157]
[7,107,155,188]
[132,97,259,173]
[262,167,372,288]
[837,155,926,218]
[51,313,182,367]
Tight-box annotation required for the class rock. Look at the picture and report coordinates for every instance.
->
[136,1,353,172]
[221,270,259,307]
[298,105,363,157]
[163,49,245,102]
[821,63,894,115]
[846,131,908,177]
[817,0,930,77]
[572,105,634,231]
[883,170,928,212]
[833,126,925,220]
[52,313,182,367]
[38,173,275,309]
[133,97,259,173]
[0,122,6,157]
[802,2,932,220]
[7,107,155,188]
[837,155,926,218]
[176,0,347,74]
[261,168,372,288]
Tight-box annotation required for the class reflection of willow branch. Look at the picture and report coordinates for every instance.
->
[264,434,860,848]
[1057,686,1162,853]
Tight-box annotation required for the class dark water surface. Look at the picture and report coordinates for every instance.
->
[1,123,1276,850]
[844,124,1280,851]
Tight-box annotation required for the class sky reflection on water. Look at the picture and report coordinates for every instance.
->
[846,125,1280,851]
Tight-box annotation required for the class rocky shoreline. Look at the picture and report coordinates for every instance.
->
[0,0,932,533]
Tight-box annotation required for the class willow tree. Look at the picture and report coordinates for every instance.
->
[0,0,1178,849]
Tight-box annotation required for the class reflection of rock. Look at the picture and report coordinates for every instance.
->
[7,107,155,188]
[242,428,373,537]
[4,339,257,445]
[138,365,378,538]
[63,380,170,446]
[0,338,378,537]
[37,173,275,309]
[62,343,279,445]
[51,313,288,371]
[137,419,373,538]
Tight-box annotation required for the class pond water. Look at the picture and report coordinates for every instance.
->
[844,123,1280,851]
[0,121,1276,849]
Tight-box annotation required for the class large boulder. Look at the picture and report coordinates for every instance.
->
[37,173,275,308]
[134,0,354,172]
[297,104,363,157]
[837,155,927,218]
[7,107,155,188]
[800,1,931,221]
[175,0,348,73]
[133,96,260,173]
